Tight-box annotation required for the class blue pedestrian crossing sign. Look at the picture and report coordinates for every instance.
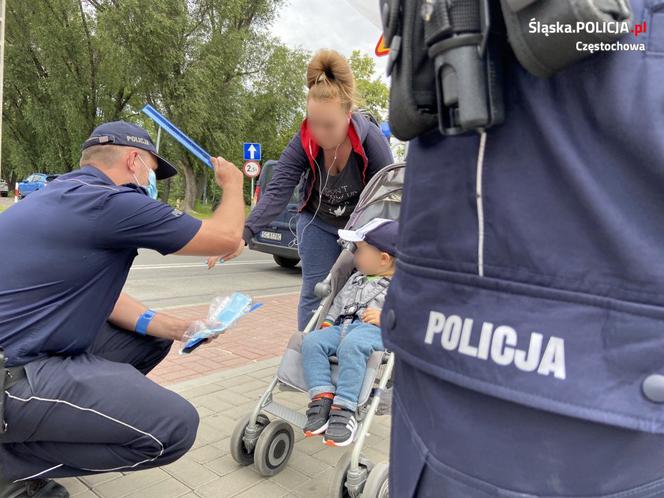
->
[243,143,261,161]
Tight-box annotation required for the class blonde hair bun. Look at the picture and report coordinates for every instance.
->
[306,49,358,111]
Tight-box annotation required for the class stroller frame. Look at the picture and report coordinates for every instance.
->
[229,163,404,498]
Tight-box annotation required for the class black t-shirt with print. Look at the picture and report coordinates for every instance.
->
[306,150,364,229]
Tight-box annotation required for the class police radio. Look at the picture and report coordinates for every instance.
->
[382,0,633,139]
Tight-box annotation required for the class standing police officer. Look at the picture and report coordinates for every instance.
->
[0,121,245,497]
[381,0,664,495]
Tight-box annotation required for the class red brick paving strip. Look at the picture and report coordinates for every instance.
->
[148,293,299,385]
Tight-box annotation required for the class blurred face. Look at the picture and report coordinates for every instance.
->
[353,241,394,275]
[306,98,351,150]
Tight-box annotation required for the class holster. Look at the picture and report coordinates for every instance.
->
[381,0,505,139]
[382,0,633,140]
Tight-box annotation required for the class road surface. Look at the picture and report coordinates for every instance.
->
[125,248,302,309]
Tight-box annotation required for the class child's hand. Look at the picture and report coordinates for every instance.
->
[362,308,381,326]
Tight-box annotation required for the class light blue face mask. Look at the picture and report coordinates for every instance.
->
[135,156,158,200]
[145,168,158,200]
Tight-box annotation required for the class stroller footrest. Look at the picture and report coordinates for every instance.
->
[263,401,308,429]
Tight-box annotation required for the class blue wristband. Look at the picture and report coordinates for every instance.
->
[135,310,156,336]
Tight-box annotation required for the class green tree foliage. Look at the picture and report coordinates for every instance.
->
[349,49,388,121]
[2,2,386,212]
[3,0,307,211]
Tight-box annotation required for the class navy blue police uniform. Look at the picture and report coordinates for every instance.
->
[0,122,202,483]
[382,0,664,495]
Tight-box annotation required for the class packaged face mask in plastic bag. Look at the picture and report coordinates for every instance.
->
[180,292,263,354]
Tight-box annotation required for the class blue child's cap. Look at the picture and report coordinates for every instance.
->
[338,218,399,256]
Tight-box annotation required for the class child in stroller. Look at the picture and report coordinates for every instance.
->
[302,218,398,447]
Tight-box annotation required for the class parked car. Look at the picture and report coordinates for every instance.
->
[17,173,49,198]
[0,178,8,197]
[250,159,301,269]
[45,174,61,185]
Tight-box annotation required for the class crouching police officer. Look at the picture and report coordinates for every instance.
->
[0,121,245,497]
[380,0,664,496]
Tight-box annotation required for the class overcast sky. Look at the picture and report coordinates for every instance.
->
[271,0,388,78]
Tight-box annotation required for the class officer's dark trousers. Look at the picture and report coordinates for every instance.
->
[0,322,199,482]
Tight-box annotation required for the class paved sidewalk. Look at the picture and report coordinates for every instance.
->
[148,293,301,385]
[55,293,392,498]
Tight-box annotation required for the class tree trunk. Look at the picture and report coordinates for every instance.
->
[8,173,18,193]
[159,177,172,204]
[196,172,207,205]
[181,157,197,213]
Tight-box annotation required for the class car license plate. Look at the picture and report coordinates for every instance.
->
[261,231,282,242]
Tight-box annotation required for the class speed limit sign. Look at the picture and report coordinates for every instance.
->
[243,161,261,178]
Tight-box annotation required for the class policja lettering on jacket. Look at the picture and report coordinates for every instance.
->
[424,312,566,380]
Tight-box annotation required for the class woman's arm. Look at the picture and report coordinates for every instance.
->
[244,132,308,243]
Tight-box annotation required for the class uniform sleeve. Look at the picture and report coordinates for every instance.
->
[95,191,202,255]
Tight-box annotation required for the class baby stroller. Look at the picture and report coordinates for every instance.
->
[229,162,404,498]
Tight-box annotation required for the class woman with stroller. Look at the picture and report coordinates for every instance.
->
[210,49,393,331]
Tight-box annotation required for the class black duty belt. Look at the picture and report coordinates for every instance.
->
[0,348,27,435]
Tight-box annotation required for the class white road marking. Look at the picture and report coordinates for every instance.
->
[130,260,276,271]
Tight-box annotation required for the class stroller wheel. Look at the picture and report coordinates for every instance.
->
[254,420,295,476]
[230,413,270,466]
[329,451,372,498]
[363,462,389,498]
